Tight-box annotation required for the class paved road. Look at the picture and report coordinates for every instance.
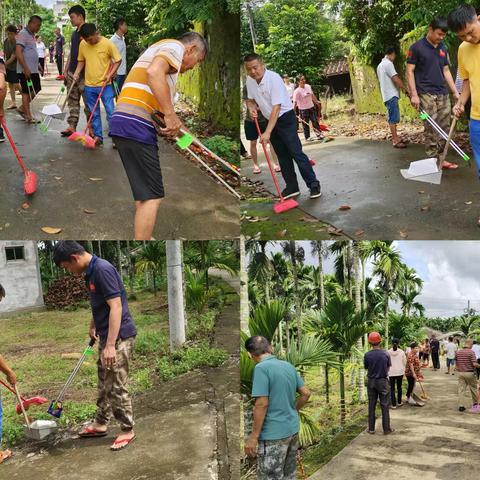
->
[309,366,480,480]
[0,75,239,239]
[241,136,480,239]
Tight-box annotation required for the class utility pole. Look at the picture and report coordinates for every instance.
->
[166,240,186,351]
[245,0,257,51]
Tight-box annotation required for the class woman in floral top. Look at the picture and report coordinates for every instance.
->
[405,342,423,404]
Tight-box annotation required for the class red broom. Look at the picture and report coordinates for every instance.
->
[0,379,47,413]
[253,117,298,214]
[68,74,110,149]
[1,117,38,195]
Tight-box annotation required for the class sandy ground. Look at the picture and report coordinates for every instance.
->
[241,134,480,240]
[0,72,239,239]
[309,365,480,480]
[0,277,240,479]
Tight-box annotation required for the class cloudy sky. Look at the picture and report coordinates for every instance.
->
[37,0,55,7]
[261,241,479,318]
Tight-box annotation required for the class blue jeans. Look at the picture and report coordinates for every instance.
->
[269,109,319,190]
[385,96,400,124]
[115,75,126,92]
[84,84,115,141]
[470,119,480,177]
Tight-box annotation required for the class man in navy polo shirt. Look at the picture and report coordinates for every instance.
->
[406,17,460,169]
[53,241,137,451]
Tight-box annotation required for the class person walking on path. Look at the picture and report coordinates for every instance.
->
[455,339,478,412]
[422,338,431,367]
[110,18,128,92]
[406,17,460,169]
[449,5,480,182]
[48,42,54,63]
[72,23,122,146]
[0,54,6,142]
[244,335,311,480]
[472,340,480,379]
[15,16,42,123]
[244,53,321,200]
[293,75,323,142]
[53,241,137,451]
[243,84,280,174]
[388,338,406,408]
[364,332,394,434]
[54,27,65,79]
[430,335,440,370]
[376,46,409,148]
[35,35,46,76]
[3,25,20,111]
[445,336,458,375]
[109,32,207,240]
[61,5,90,137]
[405,342,423,405]
[0,354,16,464]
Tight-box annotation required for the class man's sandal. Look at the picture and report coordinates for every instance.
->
[0,450,13,464]
[78,425,108,438]
[110,433,136,451]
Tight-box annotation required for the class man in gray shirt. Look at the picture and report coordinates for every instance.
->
[376,46,409,149]
[16,15,42,123]
[110,18,128,92]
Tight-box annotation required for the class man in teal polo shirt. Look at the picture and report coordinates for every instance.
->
[244,336,311,479]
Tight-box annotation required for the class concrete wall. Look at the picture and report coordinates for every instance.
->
[0,241,44,314]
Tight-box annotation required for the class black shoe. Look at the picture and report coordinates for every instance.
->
[459,406,466,412]
[309,182,321,199]
[0,131,4,143]
[280,187,300,200]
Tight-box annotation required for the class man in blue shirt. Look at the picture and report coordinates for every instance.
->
[364,332,394,435]
[406,17,460,169]
[244,336,311,479]
[53,241,137,451]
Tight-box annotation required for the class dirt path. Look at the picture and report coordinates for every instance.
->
[1,289,240,479]
[0,75,239,239]
[309,366,480,480]
[241,136,480,240]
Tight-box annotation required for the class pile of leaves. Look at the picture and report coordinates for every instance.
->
[44,275,89,309]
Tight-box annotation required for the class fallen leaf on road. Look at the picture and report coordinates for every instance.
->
[89,177,103,181]
[465,201,473,205]
[41,227,63,234]
[355,229,365,236]
[21,202,30,210]
[418,190,425,194]
[54,176,62,181]
[420,206,431,212]
[83,209,96,214]
[300,216,318,223]
[399,230,408,238]
[328,226,343,236]
[339,205,351,211]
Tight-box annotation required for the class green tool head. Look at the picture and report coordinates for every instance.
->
[84,347,94,356]
[39,124,48,134]
[463,154,470,162]
[60,86,65,93]
[26,79,33,87]
[176,132,194,150]
[419,112,429,120]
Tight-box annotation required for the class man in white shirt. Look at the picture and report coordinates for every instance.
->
[377,46,409,149]
[244,53,321,200]
[472,340,480,379]
[110,18,128,92]
[283,74,295,101]
[445,336,458,375]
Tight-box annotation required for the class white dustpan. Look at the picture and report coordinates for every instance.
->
[42,104,63,116]
[401,157,442,185]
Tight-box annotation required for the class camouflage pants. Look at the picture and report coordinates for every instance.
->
[95,336,135,431]
[66,71,90,130]
[419,93,451,158]
[257,434,298,480]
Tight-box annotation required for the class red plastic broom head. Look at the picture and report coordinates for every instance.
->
[68,131,96,149]
[24,170,38,195]
[15,395,48,414]
[273,198,299,214]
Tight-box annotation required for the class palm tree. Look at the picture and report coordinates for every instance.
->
[398,290,425,318]
[246,241,273,302]
[310,241,329,310]
[353,241,365,402]
[136,241,166,294]
[372,242,406,346]
[240,236,249,332]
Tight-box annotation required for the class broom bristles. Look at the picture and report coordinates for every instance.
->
[24,170,38,195]
[274,198,299,214]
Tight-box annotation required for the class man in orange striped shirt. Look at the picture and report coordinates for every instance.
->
[455,339,478,412]
[109,32,208,240]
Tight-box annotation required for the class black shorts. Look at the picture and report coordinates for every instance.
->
[5,69,19,84]
[18,73,42,95]
[113,136,164,201]
[244,119,267,141]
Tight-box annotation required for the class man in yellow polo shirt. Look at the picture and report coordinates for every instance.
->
[449,6,480,180]
[72,23,121,146]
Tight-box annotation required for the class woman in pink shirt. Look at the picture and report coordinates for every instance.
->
[293,76,323,141]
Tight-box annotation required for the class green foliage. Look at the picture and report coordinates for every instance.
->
[131,367,154,393]
[184,266,213,313]
[202,135,240,168]
[156,343,228,381]
[135,330,170,355]
[186,310,217,340]
[385,311,424,345]
[248,300,288,341]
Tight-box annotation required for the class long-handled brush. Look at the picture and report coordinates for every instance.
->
[418,380,430,400]
[47,338,96,418]
[254,117,299,214]
[40,80,77,133]
[0,379,47,414]
[68,75,110,149]
[438,117,457,171]
[1,117,38,195]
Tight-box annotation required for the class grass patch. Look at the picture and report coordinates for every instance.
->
[156,343,229,381]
